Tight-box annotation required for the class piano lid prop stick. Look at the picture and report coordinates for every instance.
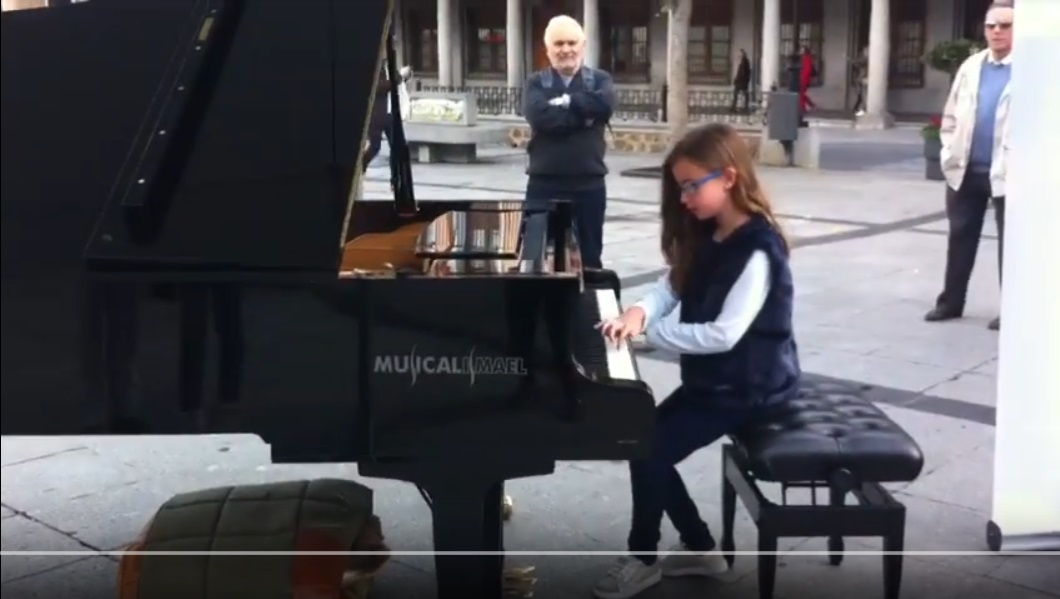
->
[384,10,417,217]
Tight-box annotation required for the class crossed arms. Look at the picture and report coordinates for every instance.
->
[521,69,616,133]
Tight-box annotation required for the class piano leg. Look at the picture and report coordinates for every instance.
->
[178,284,245,430]
[412,480,505,598]
[178,284,210,419]
[359,460,554,599]
[211,284,245,406]
[81,281,143,433]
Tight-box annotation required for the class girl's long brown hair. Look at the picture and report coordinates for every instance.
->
[660,123,788,293]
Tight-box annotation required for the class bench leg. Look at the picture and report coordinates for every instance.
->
[882,527,905,599]
[827,485,845,565]
[757,531,778,599]
[721,457,737,567]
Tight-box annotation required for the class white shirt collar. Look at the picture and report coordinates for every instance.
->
[986,51,1012,65]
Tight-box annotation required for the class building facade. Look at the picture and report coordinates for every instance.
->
[394,0,996,120]
[4,0,996,122]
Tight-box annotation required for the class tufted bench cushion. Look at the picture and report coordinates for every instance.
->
[733,378,924,483]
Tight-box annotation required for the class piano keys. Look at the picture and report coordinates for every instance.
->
[588,288,642,381]
[1,1,656,597]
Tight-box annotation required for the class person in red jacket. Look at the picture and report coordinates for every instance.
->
[799,46,817,112]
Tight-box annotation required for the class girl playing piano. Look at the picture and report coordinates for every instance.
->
[593,123,801,599]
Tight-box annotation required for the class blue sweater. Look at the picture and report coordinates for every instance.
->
[675,216,800,408]
[969,60,1012,169]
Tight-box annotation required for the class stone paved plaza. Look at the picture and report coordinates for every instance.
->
[2,127,1057,598]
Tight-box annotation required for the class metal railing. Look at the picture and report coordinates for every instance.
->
[413,82,766,126]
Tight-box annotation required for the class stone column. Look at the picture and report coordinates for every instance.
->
[391,0,406,67]
[506,0,524,86]
[582,0,599,68]
[990,0,1060,552]
[760,0,780,92]
[437,0,453,86]
[857,0,894,128]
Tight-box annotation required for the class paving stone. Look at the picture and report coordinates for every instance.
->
[903,441,996,511]
[987,555,1060,597]
[923,372,997,408]
[1,516,91,583]
[0,448,142,518]
[0,556,115,599]
[849,491,1006,577]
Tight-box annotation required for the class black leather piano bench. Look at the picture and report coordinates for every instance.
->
[719,379,924,599]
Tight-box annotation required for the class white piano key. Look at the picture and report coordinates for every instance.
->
[595,288,638,381]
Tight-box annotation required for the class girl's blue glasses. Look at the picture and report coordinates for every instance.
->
[679,170,723,195]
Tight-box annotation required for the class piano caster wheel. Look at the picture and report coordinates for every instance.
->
[502,494,514,521]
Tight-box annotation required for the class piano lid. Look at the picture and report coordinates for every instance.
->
[71,0,393,274]
[2,0,210,278]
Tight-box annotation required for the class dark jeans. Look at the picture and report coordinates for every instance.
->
[628,387,762,565]
[730,86,750,112]
[81,281,140,430]
[936,170,1006,312]
[524,181,607,269]
[363,112,391,172]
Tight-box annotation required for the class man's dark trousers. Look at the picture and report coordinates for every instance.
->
[363,112,391,173]
[936,169,1006,313]
[730,85,749,112]
[525,180,607,269]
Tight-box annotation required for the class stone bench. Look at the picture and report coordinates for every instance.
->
[721,377,924,599]
[403,91,509,164]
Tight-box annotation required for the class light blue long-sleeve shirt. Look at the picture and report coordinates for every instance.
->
[632,250,772,354]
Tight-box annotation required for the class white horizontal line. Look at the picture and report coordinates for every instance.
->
[1,551,1056,557]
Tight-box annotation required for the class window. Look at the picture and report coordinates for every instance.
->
[960,0,993,42]
[889,0,925,88]
[465,1,506,77]
[404,5,438,74]
[688,0,733,84]
[600,0,650,81]
[780,0,824,86]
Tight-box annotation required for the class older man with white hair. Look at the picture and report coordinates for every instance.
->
[522,15,615,270]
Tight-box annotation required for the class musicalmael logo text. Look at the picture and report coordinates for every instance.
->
[373,345,527,386]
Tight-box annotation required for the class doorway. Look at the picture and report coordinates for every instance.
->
[844,0,870,111]
[957,0,992,43]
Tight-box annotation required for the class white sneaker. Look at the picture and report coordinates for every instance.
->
[659,544,730,578]
[592,556,662,599]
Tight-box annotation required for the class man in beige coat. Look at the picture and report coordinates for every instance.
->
[925,2,1013,331]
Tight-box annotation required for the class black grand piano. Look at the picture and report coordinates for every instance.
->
[0,0,656,596]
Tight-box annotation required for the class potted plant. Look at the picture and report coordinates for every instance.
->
[918,41,976,181]
[924,39,979,82]
[922,116,944,181]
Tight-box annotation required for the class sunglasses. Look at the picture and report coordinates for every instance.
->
[984,21,1013,30]
[679,171,724,196]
